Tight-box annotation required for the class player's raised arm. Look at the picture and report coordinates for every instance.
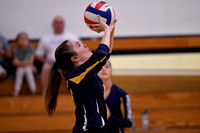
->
[91,15,116,52]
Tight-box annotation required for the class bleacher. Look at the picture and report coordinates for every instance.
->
[0,36,200,132]
[0,91,199,132]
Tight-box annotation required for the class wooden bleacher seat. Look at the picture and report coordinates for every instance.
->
[8,35,200,51]
[0,76,68,96]
[81,36,200,51]
[0,91,199,132]
[9,41,38,50]
[0,75,200,96]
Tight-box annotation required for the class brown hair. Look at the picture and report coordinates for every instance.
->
[45,40,76,116]
[16,32,29,41]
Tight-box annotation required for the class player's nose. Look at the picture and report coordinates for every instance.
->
[83,44,87,48]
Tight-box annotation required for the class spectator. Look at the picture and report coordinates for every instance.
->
[98,61,135,133]
[0,34,11,80]
[12,32,36,97]
[35,16,81,95]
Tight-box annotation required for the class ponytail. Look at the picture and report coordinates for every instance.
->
[45,64,61,116]
[45,40,76,116]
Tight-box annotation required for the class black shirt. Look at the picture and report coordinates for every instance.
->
[65,44,110,132]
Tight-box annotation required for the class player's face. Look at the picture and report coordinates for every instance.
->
[71,40,92,62]
[98,62,112,80]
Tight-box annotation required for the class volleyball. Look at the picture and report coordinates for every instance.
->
[84,1,116,31]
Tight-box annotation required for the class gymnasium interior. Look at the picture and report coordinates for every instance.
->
[0,0,200,133]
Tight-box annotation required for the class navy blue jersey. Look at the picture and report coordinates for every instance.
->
[65,44,109,132]
[105,84,134,133]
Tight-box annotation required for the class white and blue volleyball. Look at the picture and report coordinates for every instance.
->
[84,1,116,31]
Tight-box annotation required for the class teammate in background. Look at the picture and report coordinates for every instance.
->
[35,16,81,95]
[98,61,134,133]
[12,32,37,97]
[45,15,116,133]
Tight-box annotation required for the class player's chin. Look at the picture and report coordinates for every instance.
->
[102,77,109,81]
[101,75,108,79]
[88,51,93,55]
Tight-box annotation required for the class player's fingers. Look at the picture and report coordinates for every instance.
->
[91,27,99,30]
[90,24,100,27]
[91,27,99,31]
[91,27,96,31]
[97,14,102,22]
[110,20,117,28]
[97,14,106,25]
[91,27,103,33]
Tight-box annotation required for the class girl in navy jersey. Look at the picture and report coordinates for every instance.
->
[45,15,116,133]
[98,61,134,133]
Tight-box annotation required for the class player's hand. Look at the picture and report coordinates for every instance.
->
[90,15,117,33]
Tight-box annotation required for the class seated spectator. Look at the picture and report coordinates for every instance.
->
[12,32,36,97]
[35,16,81,95]
[98,61,135,133]
[0,33,11,80]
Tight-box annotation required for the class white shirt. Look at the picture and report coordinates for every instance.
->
[36,31,81,60]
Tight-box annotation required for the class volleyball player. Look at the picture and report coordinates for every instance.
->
[45,15,117,133]
[98,61,134,133]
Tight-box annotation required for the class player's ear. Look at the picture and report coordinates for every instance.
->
[71,55,80,63]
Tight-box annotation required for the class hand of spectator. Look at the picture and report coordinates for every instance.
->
[31,65,38,74]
